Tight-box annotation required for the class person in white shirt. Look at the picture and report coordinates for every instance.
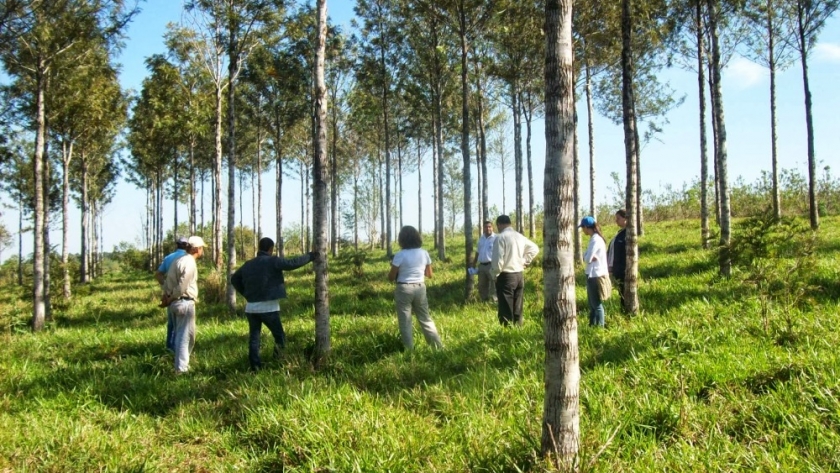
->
[162,235,206,373]
[472,220,497,302]
[580,216,608,327]
[387,226,443,350]
[491,215,539,326]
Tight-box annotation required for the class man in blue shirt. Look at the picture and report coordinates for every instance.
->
[472,220,497,303]
[156,236,189,352]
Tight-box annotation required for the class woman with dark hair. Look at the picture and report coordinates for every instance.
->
[579,216,608,327]
[387,226,443,350]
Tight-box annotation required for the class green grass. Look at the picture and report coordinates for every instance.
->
[1,217,839,472]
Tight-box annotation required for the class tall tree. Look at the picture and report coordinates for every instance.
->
[743,0,796,220]
[707,0,733,276]
[312,0,329,367]
[2,0,136,331]
[542,0,580,463]
[784,0,838,229]
[621,0,641,314]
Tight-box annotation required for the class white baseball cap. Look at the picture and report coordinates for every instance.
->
[187,236,206,248]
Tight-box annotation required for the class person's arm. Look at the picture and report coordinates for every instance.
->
[230,268,244,295]
[424,264,433,278]
[472,238,480,266]
[388,264,399,282]
[491,238,503,277]
[275,252,315,271]
[523,237,539,266]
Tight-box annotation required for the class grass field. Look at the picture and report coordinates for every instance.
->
[1,217,839,472]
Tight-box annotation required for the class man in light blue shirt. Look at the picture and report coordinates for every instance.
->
[156,236,189,352]
[472,220,497,302]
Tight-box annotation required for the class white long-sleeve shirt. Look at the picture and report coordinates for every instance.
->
[163,254,199,301]
[584,233,608,278]
[491,227,539,277]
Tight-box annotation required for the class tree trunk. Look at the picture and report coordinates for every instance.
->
[190,141,196,235]
[768,3,781,220]
[573,89,582,264]
[226,29,239,312]
[417,142,423,234]
[214,83,224,269]
[276,138,285,257]
[458,3,474,300]
[435,92,446,259]
[542,0,580,463]
[585,59,596,217]
[80,157,89,284]
[524,91,536,238]
[708,0,732,275]
[512,86,523,232]
[313,0,331,367]
[696,0,710,248]
[330,92,339,257]
[622,0,641,314]
[31,62,46,332]
[61,140,73,299]
[797,0,819,230]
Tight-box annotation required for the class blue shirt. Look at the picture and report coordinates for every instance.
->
[157,249,187,274]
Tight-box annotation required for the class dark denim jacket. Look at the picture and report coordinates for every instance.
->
[230,251,312,302]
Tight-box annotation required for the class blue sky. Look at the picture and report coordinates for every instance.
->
[1,1,838,260]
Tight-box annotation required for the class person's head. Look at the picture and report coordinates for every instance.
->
[176,236,189,250]
[495,215,512,231]
[398,225,423,249]
[483,220,493,236]
[615,209,627,228]
[187,236,206,258]
[578,216,603,238]
[258,237,275,254]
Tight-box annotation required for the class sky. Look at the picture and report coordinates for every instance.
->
[1,1,839,261]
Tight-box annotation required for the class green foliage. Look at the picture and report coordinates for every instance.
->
[112,241,151,273]
[730,211,817,342]
[1,218,839,471]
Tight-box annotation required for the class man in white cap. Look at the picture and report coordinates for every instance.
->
[156,236,189,352]
[162,236,206,374]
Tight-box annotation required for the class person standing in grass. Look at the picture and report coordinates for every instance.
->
[155,236,189,352]
[388,226,443,350]
[607,209,628,308]
[472,220,497,303]
[162,236,206,374]
[580,216,608,327]
[231,237,316,371]
[491,215,539,327]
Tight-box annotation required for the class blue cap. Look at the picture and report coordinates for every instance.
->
[578,216,596,228]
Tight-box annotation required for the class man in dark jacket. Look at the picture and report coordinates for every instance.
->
[231,237,315,371]
[607,209,628,308]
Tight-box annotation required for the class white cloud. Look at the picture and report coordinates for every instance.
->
[723,57,768,90]
[815,43,840,63]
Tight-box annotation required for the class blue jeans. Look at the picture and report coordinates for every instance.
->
[586,277,605,327]
[246,311,285,369]
[165,306,176,352]
[170,299,196,373]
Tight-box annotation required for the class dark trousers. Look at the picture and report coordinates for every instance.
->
[246,311,285,369]
[613,276,625,309]
[495,272,524,326]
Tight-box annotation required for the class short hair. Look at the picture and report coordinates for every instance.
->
[616,209,627,218]
[483,220,492,226]
[496,215,512,225]
[176,241,189,250]
[258,237,275,253]
[397,226,423,249]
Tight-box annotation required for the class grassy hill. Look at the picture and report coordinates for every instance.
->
[1,217,838,472]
